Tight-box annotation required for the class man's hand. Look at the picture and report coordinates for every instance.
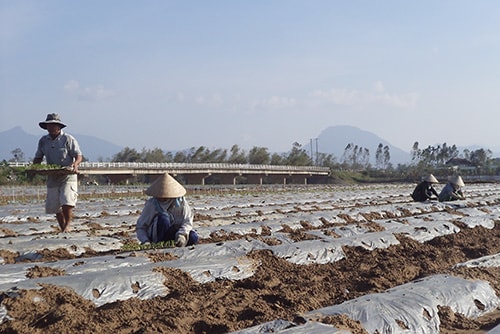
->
[73,155,83,174]
[175,233,187,247]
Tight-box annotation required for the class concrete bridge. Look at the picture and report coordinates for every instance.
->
[77,162,331,185]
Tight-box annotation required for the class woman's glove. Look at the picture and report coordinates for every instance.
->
[175,233,187,247]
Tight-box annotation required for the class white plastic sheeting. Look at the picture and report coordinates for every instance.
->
[455,253,500,268]
[0,254,148,286]
[0,233,124,259]
[309,274,499,334]
[378,214,461,243]
[1,183,500,331]
[0,244,260,307]
[271,239,346,265]
[232,319,350,334]
[231,271,500,334]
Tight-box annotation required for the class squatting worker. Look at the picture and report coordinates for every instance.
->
[136,173,199,247]
[439,175,466,202]
[411,173,439,202]
[33,114,83,232]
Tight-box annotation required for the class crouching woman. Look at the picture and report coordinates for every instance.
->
[136,173,198,247]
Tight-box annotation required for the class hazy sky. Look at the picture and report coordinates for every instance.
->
[1,1,499,154]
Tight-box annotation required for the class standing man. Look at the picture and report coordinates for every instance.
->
[33,114,83,232]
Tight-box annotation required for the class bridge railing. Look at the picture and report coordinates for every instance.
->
[78,162,330,173]
[7,161,330,173]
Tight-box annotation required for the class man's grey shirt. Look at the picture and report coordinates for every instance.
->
[35,130,82,186]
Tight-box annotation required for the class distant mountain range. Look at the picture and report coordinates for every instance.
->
[308,125,411,165]
[1,125,498,164]
[305,125,500,165]
[0,126,123,162]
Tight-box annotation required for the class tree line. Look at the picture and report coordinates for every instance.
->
[110,143,314,166]
[108,140,497,173]
[2,140,498,185]
[6,141,496,171]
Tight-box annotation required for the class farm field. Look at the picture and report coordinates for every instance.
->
[0,183,499,333]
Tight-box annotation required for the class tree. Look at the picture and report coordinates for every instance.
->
[383,145,391,169]
[469,148,492,167]
[340,143,370,170]
[207,148,227,162]
[141,147,168,162]
[342,143,354,167]
[187,146,207,162]
[317,153,338,168]
[411,142,461,170]
[112,147,141,162]
[352,145,360,167]
[375,143,384,169]
[248,147,270,165]
[10,148,25,162]
[419,145,437,167]
[164,151,174,162]
[449,144,459,160]
[285,142,311,166]
[462,149,471,160]
[227,145,247,164]
[270,153,284,165]
[173,151,187,162]
[360,148,370,168]
[411,142,420,165]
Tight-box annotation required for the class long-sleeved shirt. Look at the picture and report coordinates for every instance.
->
[438,183,465,202]
[136,197,193,243]
[411,181,439,202]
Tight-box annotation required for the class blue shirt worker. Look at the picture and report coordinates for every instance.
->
[439,175,466,202]
[33,114,83,232]
[136,173,198,247]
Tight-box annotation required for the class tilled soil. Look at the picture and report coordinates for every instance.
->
[0,185,499,333]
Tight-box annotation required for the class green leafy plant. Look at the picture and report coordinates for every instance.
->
[26,164,68,170]
[121,240,176,251]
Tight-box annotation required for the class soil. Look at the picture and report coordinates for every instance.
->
[0,189,499,333]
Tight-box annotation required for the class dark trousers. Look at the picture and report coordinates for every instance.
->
[156,213,198,245]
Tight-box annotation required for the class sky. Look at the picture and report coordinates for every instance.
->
[1,0,500,155]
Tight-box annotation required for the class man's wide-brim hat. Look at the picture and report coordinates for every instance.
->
[39,113,67,129]
[449,175,465,187]
[423,174,439,183]
[145,173,186,198]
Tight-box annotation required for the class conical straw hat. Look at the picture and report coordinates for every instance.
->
[448,175,465,187]
[145,173,186,198]
[423,174,439,183]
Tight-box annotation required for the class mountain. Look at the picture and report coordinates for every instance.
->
[306,125,411,165]
[2,125,497,165]
[0,126,123,162]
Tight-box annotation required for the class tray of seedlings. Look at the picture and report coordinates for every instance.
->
[25,164,76,176]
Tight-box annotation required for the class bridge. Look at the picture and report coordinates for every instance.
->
[77,162,331,185]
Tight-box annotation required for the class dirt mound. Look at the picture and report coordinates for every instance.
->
[1,223,498,333]
[1,184,499,333]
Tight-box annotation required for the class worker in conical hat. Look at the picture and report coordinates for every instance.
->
[438,175,466,202]
[144,172,187,198]
[411,173,439,202]
[136,173,198,247]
